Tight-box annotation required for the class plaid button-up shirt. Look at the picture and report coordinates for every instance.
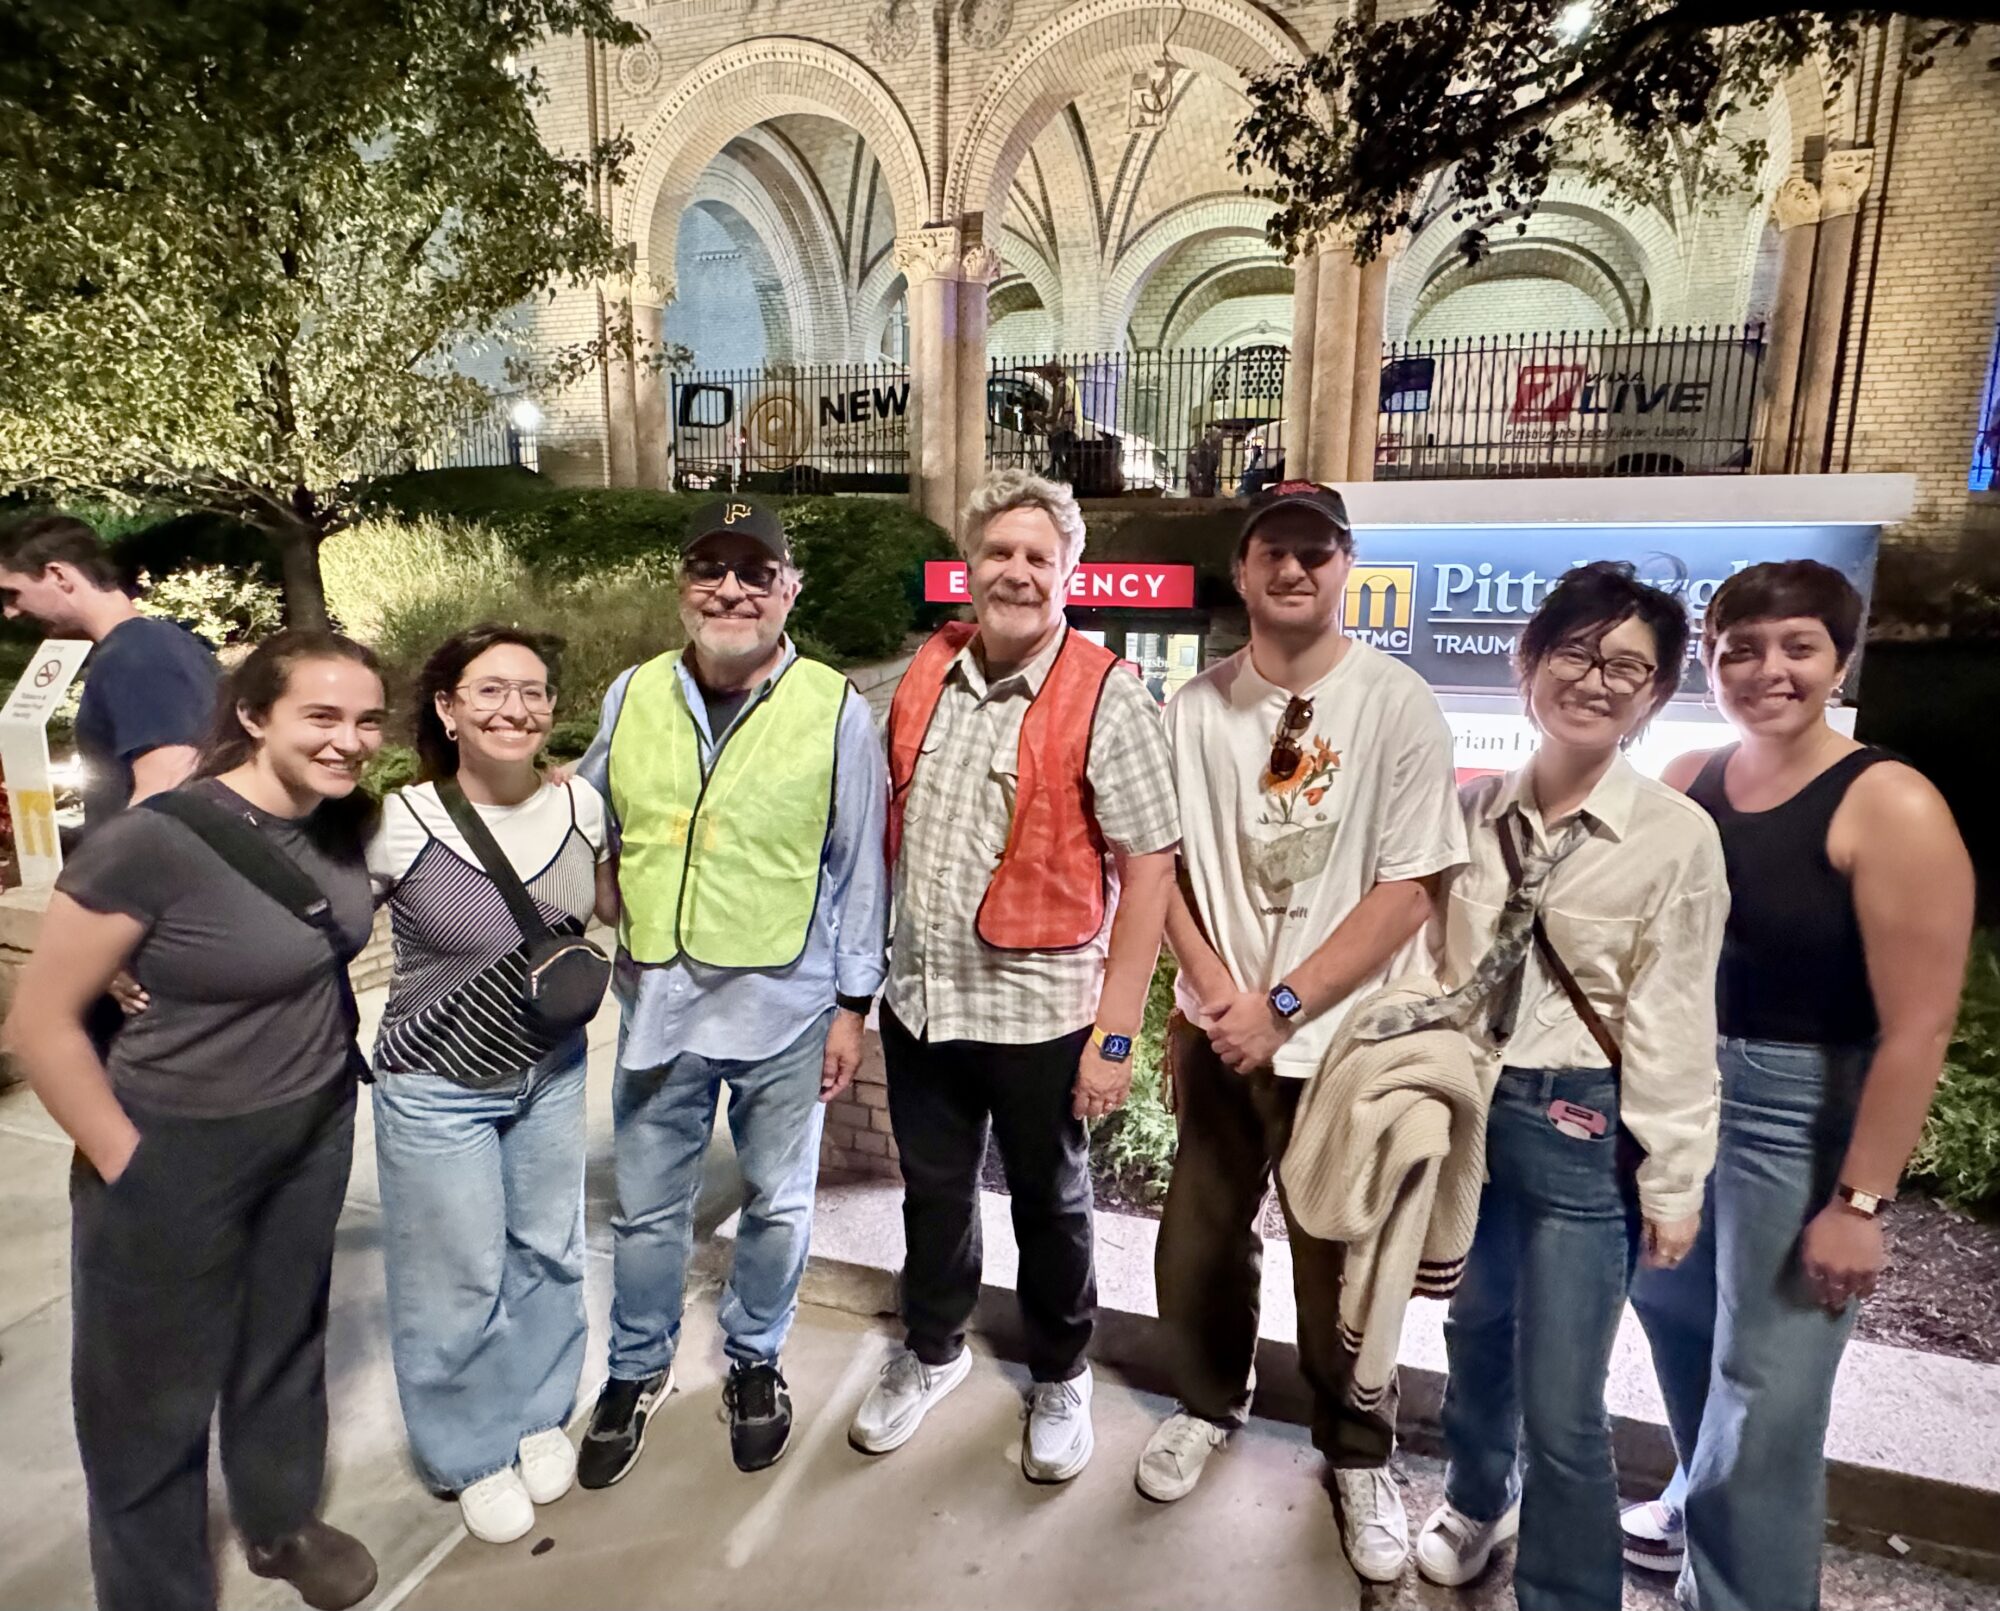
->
[885,627,1180,1045]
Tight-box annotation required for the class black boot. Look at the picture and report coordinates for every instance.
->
[244,1520,378,1611]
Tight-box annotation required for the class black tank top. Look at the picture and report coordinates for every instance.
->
[1687,744,1887,1045]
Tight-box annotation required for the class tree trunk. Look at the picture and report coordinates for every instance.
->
[267,515,331,630]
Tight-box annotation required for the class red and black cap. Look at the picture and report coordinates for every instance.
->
[1237,480,1354,556]
[687,497,791,564]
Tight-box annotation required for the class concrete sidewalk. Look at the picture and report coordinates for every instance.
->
[2,978,1996,1610]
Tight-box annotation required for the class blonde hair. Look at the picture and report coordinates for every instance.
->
[957,469,1086,568]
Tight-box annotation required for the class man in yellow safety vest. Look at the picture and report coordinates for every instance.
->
[574,497,889,1482]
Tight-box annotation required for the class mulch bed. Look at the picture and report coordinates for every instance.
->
[983,1143,2000,1367]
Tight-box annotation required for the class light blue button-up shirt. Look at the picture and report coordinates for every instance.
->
[578,640,890,1067]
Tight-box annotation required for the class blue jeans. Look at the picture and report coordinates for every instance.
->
[608,1007,831,1380]
[372,1056,589,1493]
[1441,1065,1641,1611]
[1631,1037,1869,1611]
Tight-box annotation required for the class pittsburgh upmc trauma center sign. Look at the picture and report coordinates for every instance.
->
[1327,477,1913,695]
[1341,522,1879,692]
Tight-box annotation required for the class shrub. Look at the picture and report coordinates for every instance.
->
[136,566,283,646]
[1089,954,1181,1201]
[322,515,686,757]
[1909,932,2000,1212]
[367,468,954,664]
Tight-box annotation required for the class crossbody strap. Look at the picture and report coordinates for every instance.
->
[1495,814,1623,1071]
[435,779,554,948]
[141,790,365,1055]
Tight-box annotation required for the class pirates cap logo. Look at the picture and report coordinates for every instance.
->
[723,501,754,524]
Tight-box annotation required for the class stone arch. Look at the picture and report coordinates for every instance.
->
[1389,187,1670,336]
[1100,194,1278,345]
[947,0,1306,228]
[689,142,850,360]
[619,38,930,296]
[1412,242,1636,337]
[1157,261,1294,348]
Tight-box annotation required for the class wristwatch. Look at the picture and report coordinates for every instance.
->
[1091,1027,1133,1063]
[1834,1183,1892,1218]
[1268,982,1304,1020]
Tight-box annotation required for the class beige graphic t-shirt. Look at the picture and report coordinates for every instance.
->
[1165,640,1468,1077]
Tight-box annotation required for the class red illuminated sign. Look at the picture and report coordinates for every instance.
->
[923,561,1196,609]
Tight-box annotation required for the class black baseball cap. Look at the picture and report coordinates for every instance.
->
[686,497,791,564]
[1237,480,1354,556]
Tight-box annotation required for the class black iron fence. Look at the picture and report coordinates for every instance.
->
[1372,326,1766,480]
[417,405,539,473]
[670,364,911,494]
[986,344,1289,497]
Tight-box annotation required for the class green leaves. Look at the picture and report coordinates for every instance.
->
[1233,0,1983,263]
[1910,932,2000,1212]
[0,0,652,615]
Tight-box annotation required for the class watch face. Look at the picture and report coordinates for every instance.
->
[1098,1033,1133,1063]
[1270,985,1302,1019]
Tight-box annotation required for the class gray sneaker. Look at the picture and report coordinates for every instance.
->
[849,1347,971,1454]
[1021,1366,1094,1483]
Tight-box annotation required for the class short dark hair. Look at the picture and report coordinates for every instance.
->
[413,623,564,782]
[1518,561,1690,715]
[0,514,124,591]
[1702,560,1862,665]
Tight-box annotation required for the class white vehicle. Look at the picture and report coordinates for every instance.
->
[1244,331,1764,482]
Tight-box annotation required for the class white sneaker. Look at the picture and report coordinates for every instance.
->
[458,1466,534,1545]
[1622,1498,1686,1572]
[849,1347,972,1454]
[1332,1466,1411,1583]
[517,1426,577,1506]
[1136,1410,1229,1501]
[1021,1366,1094,1483]
[1416,1500,1521,1586]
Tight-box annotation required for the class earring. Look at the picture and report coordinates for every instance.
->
[444,724,457,741]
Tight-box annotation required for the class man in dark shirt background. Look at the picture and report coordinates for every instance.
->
[0,514,219,830]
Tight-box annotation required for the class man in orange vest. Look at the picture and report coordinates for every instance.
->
[849,469,1180,1484]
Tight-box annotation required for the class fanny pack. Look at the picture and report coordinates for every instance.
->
[436,779,611,1036]
[141,790,372,1083]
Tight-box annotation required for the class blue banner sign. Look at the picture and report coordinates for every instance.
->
[1341,522,1880,692]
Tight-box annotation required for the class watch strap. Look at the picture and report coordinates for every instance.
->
[1835,1183,1890,1217]
[835,992,874,1017]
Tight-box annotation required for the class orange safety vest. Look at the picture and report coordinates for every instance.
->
[886,621,1120,953]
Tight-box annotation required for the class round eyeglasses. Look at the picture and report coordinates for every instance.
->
[1544,644,1657,697]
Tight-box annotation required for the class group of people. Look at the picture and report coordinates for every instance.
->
[0,472,1974,1611]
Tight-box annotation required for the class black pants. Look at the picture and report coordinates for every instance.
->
[881,1008,1095,1383]
[70,1080,357,1611]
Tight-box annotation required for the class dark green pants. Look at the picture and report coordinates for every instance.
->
[1155,1013,1397,1467]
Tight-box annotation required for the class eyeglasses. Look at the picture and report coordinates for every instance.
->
[456,678,555,713]
[1269,695,1315,780]
[684,556,782,596]
[1545,643,1658,696]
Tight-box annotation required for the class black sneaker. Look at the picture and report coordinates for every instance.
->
[576,1367,673,1490]
[244,1520,377,1611]
[723,1361,793,1472]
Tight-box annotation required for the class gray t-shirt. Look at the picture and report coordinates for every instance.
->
[56,780,375,1117]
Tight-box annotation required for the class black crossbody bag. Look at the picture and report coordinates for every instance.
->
[435,779,611,1035]
[142,790,372,1083]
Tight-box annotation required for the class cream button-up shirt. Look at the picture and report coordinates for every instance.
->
[1442,755,1729,1220]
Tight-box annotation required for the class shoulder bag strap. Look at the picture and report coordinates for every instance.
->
[143,792,338,933]
[435,779,554,947]
[142,790,367,1059]
[1495,813,1623,1071]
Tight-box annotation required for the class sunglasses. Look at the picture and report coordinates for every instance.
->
[684,556,782,595]
[1269,695,1315,780]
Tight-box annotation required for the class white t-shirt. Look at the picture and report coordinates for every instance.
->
[1165,640,1468,1077]
[367,776,612,896]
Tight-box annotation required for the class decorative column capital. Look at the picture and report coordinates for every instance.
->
[960,243,1005,286]
[895,225,968,285]
[1821,148,1876,218]
[1771,176,1822,231]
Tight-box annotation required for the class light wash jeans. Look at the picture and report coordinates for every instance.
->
[607,1008,831,1381]
[1631,1037,1871,1611]
[1441,1065,1642,1611]
[372,1054,589,1493]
